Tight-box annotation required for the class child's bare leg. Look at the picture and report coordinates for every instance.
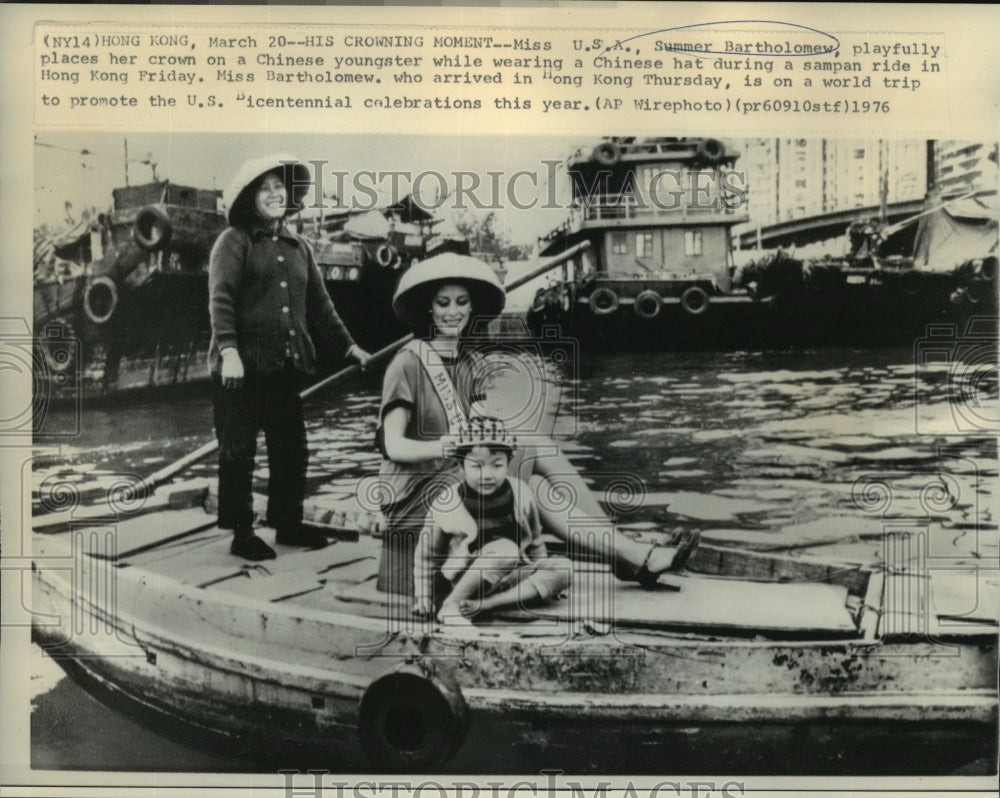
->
[439,538,519,623]
[475,580,541,614]
[437,569,487,624]
[479,555,572,614]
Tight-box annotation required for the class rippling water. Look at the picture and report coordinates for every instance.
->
[29,344,999,770]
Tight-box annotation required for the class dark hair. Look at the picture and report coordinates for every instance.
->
[414,279,492,342]
[457,442,513,461]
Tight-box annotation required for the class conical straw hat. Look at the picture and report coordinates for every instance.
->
[223,153,312,226]
[392,253,505,334]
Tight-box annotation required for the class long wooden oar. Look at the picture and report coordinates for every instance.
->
[142,335,408,494]
[142,240,590,495]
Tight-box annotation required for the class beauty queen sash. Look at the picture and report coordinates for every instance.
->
[404,339,470,435]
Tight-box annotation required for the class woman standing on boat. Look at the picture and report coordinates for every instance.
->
[210,154,370,561]
[376,254,698,596]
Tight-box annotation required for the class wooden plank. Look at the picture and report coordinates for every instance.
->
[329,561,856,635]
[124,529,380,596]
[687,544,870,595]
[210,571,327,603]
[68,507,216,560]
[880,571,998,637]
[205,541,380,603]
[205,485,365,541]
[543,536,870,596]
[930,569,1000,625]
[33,479,210,534]
[334,575,405,605]
[560,576,856,634]
[858,571,884,641]
[130,532,250,586]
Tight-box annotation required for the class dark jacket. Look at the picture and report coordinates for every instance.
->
[208,223,355,376]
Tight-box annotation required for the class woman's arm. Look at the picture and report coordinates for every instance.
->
[208,228,248,353]
[381,405,451,463]
[413,518,443,612]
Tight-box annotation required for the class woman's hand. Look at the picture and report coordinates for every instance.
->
[220,347,244,389]
[438,433,459,459]
[382,406,457,463]
[412,597,434,619]
[348,344,372,370]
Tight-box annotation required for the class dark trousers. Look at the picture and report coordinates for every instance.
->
[213,364,306,532]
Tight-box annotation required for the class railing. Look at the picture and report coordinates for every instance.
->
[579,194,748,223]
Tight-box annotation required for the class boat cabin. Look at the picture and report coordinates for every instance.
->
[543,137,749,288]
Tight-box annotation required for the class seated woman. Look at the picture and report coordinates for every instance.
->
[375,253,698,597]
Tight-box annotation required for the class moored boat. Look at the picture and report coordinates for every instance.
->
[33,180,469,399]
[31,479,998,774]
[33,181,226,396]
[527,137,998,348]
[295,196,471,364]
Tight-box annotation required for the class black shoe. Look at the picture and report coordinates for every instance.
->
[613,530,701,589]
[275,524,329,550]
[230,531,277,561]
[666,529,701,573]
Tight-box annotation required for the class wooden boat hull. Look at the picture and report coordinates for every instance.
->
[31,510,998,774]
[527,271,996,351]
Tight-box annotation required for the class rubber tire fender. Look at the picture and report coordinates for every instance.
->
[358,664,467,771]
[376,244,397,268]
[589,286,620,315]
[680,285,710,316]
[83,276,119,325]
[592,142,621,166]
[696,138,726,164]
[133,205,172,251]
[633,289,662,319]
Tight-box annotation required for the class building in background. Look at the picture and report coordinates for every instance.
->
[736,138,929,229]
[935,140,999,195]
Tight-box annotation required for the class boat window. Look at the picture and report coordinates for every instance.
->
[684,230,703,256]
[635,232,654,258]
[610,232,629,255]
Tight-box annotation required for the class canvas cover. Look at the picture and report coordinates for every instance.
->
[913,191,999,270]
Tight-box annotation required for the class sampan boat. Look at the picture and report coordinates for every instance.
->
[30,479,998,774]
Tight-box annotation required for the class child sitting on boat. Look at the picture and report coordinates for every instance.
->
[412,416,571,625]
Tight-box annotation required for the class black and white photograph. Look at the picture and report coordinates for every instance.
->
[3,4,999,797]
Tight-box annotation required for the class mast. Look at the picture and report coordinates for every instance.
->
[925,140,935,193]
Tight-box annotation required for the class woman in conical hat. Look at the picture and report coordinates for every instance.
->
[391,252,506,339]
[223,153,312,228]
[374,253,504,593]
[375,254,697,596]
[209,153,370,561]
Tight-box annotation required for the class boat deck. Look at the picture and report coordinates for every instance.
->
[29,480,999,776]
[35,484,861,640]
[33,479,998,642]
